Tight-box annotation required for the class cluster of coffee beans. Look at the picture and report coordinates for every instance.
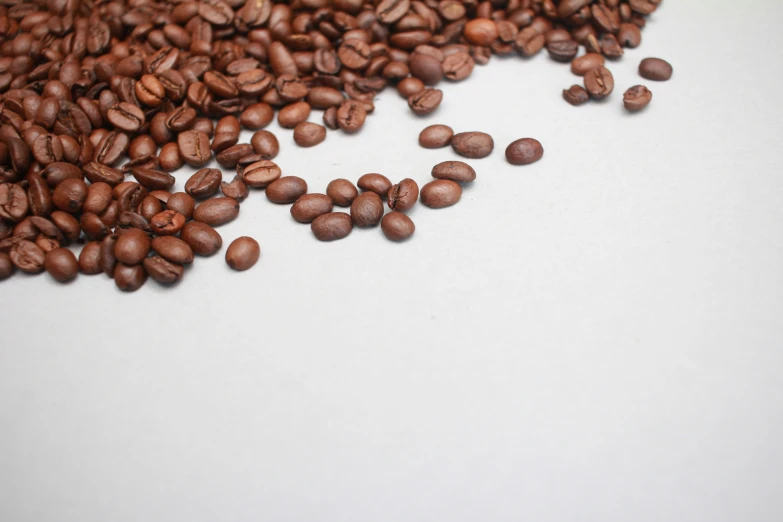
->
[0,0,666,290]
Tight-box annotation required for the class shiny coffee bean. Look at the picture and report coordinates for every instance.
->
[79,241,103,275]
[584,66,614,99]
[291,194,334,223]
[114,263,147,292]
[623,85,653,111]
[266,176,308,204]
[166,193,195,220]
[151,236,194,265]
[114,228,150,265]
[357,173,393,196]
[225,236,260,271]
[505,138,544,165]
[150,210,187,236]
[639,57,673,81]
[293,122,327,147]
[250,130,280,159]
[419,124,454,148]
[311,212,353,242]
[420,180,462,208]
[177,130,211,167]
[431,161,476,183]
[451,132,494,159]
[381,212,415,241]
[193,197,240,227]
[181,222,223,256]
[185,168,222,199]
[44,247,78,282]
[387,178,419,211]
[326,179,359,207]
[144,256,184,284]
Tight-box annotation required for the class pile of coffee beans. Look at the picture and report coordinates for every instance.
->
[0,0,668,290]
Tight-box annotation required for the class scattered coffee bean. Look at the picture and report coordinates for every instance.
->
[221,175,249,202]
[250,130,280,159]
[0,252,13,280]
[291,194,334,223]
[185,168,222,199]
[267,177,309,204]
[114,228,150,266]
[326,179,359,207]
[431,161,477,183]
[451,132,494,159]
[505,138,544,166]
[408,89,443,115]
[357,174,393,197]
[151,236,194,265]
[388,178,419,212]
[584,66,615,99]
[293,122,327,147]
[381,212,415,242]
[144,256,184,285]
[571,53,606,76]
[193,198,240,227]
[350,192,385,228]
[44,247,78,282]
[419,124,454,148]
[166,193,195,220]
[181,222,223,257]
[623,85,653,111]
[150,210,186,236]
[639,58,673,81]
[177,130,211,167]
[226,237,260,271]
[114,263,147,292]
[242,160,282,188]
[420,180,462,208]
[311,213,353,242]
[563,85,590,106]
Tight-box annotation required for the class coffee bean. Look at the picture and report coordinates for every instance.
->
[250,130,280,159]
[143,256,184,284]
[136,75,165,107]
[10,239,45,273]
[336,101,367,133]
[31,134,63,165]
[505,138,544,166]
[464,19,499,46]
[113,263,147,292]
[350,192,384,228]
[138,195,163,222]
[388,178,419,212]
[240,102,274,129]
[376,0,410,24]
[326,179,359,207]
[398,77,425,98]
[639,57,672,81]
[95,131,130,167]
[166,193,195,220]
[177,130,211,167]
[307,87,345,109]
[584,66,614,99]
[193,197,239,227]
[242,160,281,188]
[27,172,53,217]
[451,132,494,159]
[114,228,150,266]
[165,106,198,132]
[151,236,193,265]
[44,247,78,282]
[130,168,175,191]
[80,212,110,240]
[431,160,476,183]
[225,236,260,271]
[0,182,28,223]
[181,222,223,256]
[83,162,123,187]
[107,102,145,132]
[150,209,187,236]
[221,175,249,202]
[0,251,13,280]
[311,212,353,242]
[52,178,88,214]
[78,241,102,275]
[51,211,81,243]
[563,85,590,106]
[618,23,642,48]
[128,135,157,161]
[185,168,222,199]
[419,124,454,148]
[99,233,118,277]
[291,194,334,223]
[158,142,183,172]
[571,53,605,76]
[381,212,415,241]
[293,122,327,147]
[547,40,579,62]
[266,176,308,204]
[420,179,462,208]
[623,85,653,111]
[408,89,442,115]
[410,53,443,85]
[357,173,392,196]
[278,101,311,129]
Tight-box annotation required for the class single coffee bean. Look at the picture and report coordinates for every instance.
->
[278,101,311,129]
[250,130,280,159]
[181,221,223,256]
[357,173,392,196]
[350,192,384,227]
[10,240,46,273]
[44,247,78,282]
[166,192,195,220]
[408,89,443,115]
[0,251,13,280]
[451,132,494,159]
[27,172,53,217]
[291,194,334,223]
[83,162,123,186]
[293,122,327,147]
[177,130,211,167]
[505,138,544,166]
[193,197,240,227]
[100,233,118,277]
[151,236,194,265]
[563,85,590,106]
[150,209,187,236]
[221,175,249,202]
[51,211,81,243]
[79,241,103,275]
[216,144,253,169]
[547,40,579,62]
[114,262,147,292]
[130,168,175,191]
[442,52,475,81]
[376,0,410,24]
[307,87,345,109]
[600,34,624,59]
[387,178,419,211]
[336,101,367,134]
[323,106,339,130]
[143,256,184,285]
[158,142,183,172]
[240,102,275,129]
[571,53,605,76]
[464,18,499,46]
[639,57,673,81]
[114,228,150,266]
[225,236,260,271]
[95,131,130,167]
[118,211,152,233]
[106,102,145,132]
[410,53,443,85]
[311,212,353,242]
[623,85,653,111]
[398,77,425,98]
[617,23,642,48]
[0,182,28,223]
[31,134,64,165]
[266,176,308,204]
[420,179,462,208]
[52,178,88,214]
[138,195,163,222]
[419,124,454,148]
[326,179,359,207]
[431,160,476,182]
[584,66,614,99]
[381,212,415,241]
[185,168,222,199]
[80,212,110,240]
[165,106,198,132]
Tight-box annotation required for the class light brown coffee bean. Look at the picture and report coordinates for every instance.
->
[181,222,223,256]
[193,197,240,226]
[451,132,494,159]
[290,194,333,223]
[311,212,353,242]
[326,179,359,207]
[420,179,462,208]
[350,192,384,228]
[431,161,476,182]
[388,178,419,211]
[381,212,415,241]
[225,236,260,271]
[266,176,308,204]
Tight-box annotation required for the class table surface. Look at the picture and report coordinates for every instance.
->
[2,2,783,521]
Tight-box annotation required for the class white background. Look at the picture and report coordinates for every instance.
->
[2,1,783,521]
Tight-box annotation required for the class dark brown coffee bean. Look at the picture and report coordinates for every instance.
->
[326,179,358,207]
[165,106,198,132]
[204,70,238,98]
[166,192,195,220]
[215,143,253,169]
[79,212,110,240]
[408,89,442,115]
[114,228,150,266]
[138,195,163,221]
[27,172,53,217]
[291,194,333,223]
[464,18,498,46]
[136,75,165,107]
[623,85,653,111]
[381,212,415,241]
[130,168,175,191]
[0,182,28,223]
[118,211,152,234]
[311,212,352,242]
[277,101,311,129]
[44,247,78,282]
[114,263,147,292]
[336,101,367,134]
[350,192,384,228]
[225,236,260,271]
[639,58,672,81]
[629,0,658,15]
[181,221,223,256]
[51,211,81,243]
[547,40,578,62]
[618,23,642,48]
[158,143,183,172]
[150,210,187,236]
[100,233,118,277]
[442,52,475,81]
[451,132,494,159]
[571,53,605,76]
[376,0,410,24]
[177,130,211,167]
[420,179,462,208]
[307,87,345,109]
[51,178,88,214]
[419,124,453,148]
[431,161,476,183]
[151,236,193,265]
[266,176,308,204]
[31,134,63,165]
[6,137,30,176]
[0,251,13,280]
[95,131,130,167]
[10,240,45,273]
[193,197,240,226]
[505,138,544,166]
[129,135,157,161]
[357,173,392,196]
[338,39,371,70]
[387,178,419,211]
[410,53,443,85]
[185,168,222,199]
[78,241,103,275]
[269,41,298,77]
[584,66,614,99]
[563,85,590,106]
[240,102,274,129]
[106,102,145,132]
[144,256,184,285]
[293,122,326,147]
[250,130,280,159]
[83,162,123,186]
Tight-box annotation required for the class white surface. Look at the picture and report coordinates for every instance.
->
[2,2,783,521]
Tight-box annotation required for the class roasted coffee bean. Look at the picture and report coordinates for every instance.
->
[193,197,240,227]
[419,124,453,148]
[350,192,384,228]
[294,122,327,147]
[128,135,157,161]
[242,160,281,188]
[83,162,123,187]
[100,233,119,277]
[79,241,103,275]
[584,66,614,99]
[0,251,13,280]
[130,168,175,191]
[266,176,308,204]
[95,131,130,167]
[431,161,476,183]
[52,178,88,214]
[79,212,110,240]
[311,212,353,242]
[408,89,443,115]
[505,138,544,166]
[451,132,494,159]
[221,175,249,202]
[618,23,642,48]
[27,172,53,217]
[376,0,410,24]
[51,211,81,243]
[639,58,673,81]
[278,101,311,129]
[250,130,280,159]
[113,263,147,292]
[165,106,198,132]
[326,179,359,207]
[420,179,462,208]
[150,210,187,236]
[185,168,222,199]
[106,102,145,132]
[158,143,183,172]
[381,212,415,241]
[357,173,392,196]
[398,77,425,98]
[136,75,165,107]
[114,228,150,266]
[307,87,345,109]
[166,193,195,220]
[138,195,163,221]
[6,138,30,176]
[0,182,28,223]
[225,236,260,271]
[144,256,184,284]
[151,236,193,265]
[563,85,590,106]
[181,221,223,256]
[291,194,334,223]
[10,240,46,273]
[410,53,443,85]
[547,40,579,62]
[215,144,252,169]
[177,130,211,167]
[240,102,275,129]
[118,212,152,233]
[388,178,419,211]
[336,101,367,133]
[571,53,605,76]
[44,247,78,282]
[31,134,63,165]
[623,85,653,111]
[464,18,499,46]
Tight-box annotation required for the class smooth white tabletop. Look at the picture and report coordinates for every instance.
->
[2,2,782,521]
